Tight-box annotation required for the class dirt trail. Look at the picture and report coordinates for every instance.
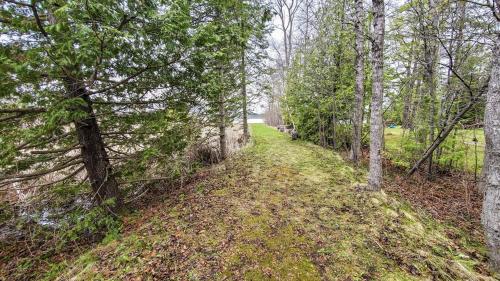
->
[58,124,495,280]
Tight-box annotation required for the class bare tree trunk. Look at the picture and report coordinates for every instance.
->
[423,0,439,178]
[407,75,421,132]
[350,0,365,164]
[483,33,500,273]
[402,65,412,129]
[332,102,337,149]
[330,0,346,151]
[436,1,466,163]
[282,22,289,68]
[287,21,293,69]
[367,0,385,190]
[218,90,227,160]
[402,59,417,129]
[46,13,120,210]
[64,78,121,210]
[241,49,249,142]
[275,0,301,69]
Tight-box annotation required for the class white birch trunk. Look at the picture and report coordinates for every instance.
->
[482,33,500,272]
[367,0,385,190]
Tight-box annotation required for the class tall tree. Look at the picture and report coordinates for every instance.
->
[238,1,271,143]
[218,85,228,160]
[0,0,243,215]
[274,0,302,69]
[405,0,493,176]
[367,0,385,190]
[350,0,365,164]
[197,0,269,160]
[0,1,192,210]
[241,47,250,142]
[421,0,440,178]
[483,32,500,272]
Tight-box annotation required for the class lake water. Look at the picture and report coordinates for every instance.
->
[248,118,264,124]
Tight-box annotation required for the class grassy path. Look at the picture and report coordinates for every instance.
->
[58,124,494,280]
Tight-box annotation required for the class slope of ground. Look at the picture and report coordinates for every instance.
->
[52,124,496,280]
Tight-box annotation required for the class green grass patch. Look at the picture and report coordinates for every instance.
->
[56,124,495,280]
[384,127,484,173]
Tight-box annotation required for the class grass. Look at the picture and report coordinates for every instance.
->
[384,126,485,173]
[51,124,495,280]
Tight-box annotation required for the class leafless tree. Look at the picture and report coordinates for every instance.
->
[273,0,303,69]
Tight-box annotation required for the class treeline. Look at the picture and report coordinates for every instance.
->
[267,0,499,272]
[0,0,269,248]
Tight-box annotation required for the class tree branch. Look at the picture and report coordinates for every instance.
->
[407,81,489,177]
[30,0,48,38]
[0,155,82,181]
[30,144,81,155]
[0,107,46,114]
[0,113,22,122]
[90,68,151,94]
[0,166,85,192]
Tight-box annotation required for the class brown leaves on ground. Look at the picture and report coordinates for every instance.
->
[8,125,497,280]
[383,157,484,236]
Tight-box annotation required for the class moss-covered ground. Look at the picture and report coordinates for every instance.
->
[53,124,496,280]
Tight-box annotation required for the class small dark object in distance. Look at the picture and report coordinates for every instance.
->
[291,129,298,140]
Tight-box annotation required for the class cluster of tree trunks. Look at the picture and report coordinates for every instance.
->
[339,0,498,269]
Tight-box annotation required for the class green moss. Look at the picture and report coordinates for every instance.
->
[380,271,421,281]
[41,262,68,281]
[56,252,100,280]
[243,269,269,280]
[213,187,229,196]
[75,252,98,267]
[58,124,493,280]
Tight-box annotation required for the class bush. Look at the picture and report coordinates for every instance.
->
[59,200,122,246]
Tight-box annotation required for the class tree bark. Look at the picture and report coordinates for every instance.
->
[483,33,500,272]
[423,0,439,178]
[64,78,121,210]
[409,76,422,130]
[436,1,466,162]
[241,49,249,142]
[350,0,365,164]
[402,59,417,129]
[218,90,227,160]
[367,0,385,190]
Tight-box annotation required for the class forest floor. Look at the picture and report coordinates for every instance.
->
[52,124,496,280]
